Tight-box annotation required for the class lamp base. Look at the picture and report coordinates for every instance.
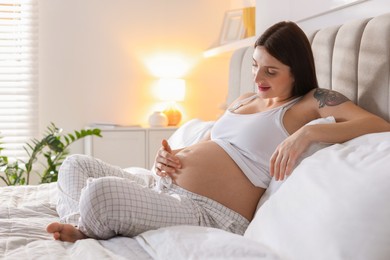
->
[163,103,182,126]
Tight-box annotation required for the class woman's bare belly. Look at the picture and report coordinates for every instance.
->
[170,141,264,221]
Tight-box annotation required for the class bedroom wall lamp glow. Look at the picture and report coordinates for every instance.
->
[157,78,186,126]
[145,54,191,78]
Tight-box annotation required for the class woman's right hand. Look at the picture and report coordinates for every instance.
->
[154,139,181,177]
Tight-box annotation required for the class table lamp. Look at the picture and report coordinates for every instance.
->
[157,78,186,126]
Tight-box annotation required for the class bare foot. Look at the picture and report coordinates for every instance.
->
[46,222,87,242]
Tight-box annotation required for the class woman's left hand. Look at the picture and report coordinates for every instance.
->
[270,126,311,181]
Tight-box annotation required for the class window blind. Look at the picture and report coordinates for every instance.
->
[0,0,38,160]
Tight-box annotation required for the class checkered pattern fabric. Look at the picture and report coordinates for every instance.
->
[56,154,249,239]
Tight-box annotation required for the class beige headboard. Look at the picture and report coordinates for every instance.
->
[228,12,390,122]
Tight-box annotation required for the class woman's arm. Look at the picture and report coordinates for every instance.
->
[308,88,390,143]
[271,88,390,181]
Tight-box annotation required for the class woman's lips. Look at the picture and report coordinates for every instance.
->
[258,85,270,92]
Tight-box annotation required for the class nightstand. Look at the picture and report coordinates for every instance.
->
[84,126,178,169]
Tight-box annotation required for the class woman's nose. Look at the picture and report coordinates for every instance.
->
[253,69,263,83]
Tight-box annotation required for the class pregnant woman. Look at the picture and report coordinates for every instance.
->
[47,21,390,242]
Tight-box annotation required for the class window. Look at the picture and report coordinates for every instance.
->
[0,0,38,160]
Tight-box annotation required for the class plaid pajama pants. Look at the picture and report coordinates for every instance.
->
[56,154,249,239]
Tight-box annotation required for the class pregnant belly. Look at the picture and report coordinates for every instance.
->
[171,141,264,220]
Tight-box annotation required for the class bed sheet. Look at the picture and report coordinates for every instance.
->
[0,183,152,260]
[136,225,280,260]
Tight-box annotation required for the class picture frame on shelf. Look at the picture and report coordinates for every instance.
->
[219,9,245,45]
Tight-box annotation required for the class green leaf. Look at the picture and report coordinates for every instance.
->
[0,122,102,186]
[64,135,70,145]
[68,134,76,142]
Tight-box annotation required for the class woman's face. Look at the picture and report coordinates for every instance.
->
[252,46,295,101]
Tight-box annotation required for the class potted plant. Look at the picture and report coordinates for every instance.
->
[0,123,101,186]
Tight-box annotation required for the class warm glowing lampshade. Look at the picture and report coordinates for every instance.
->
[157,78,186,102]
[157,78,186,126]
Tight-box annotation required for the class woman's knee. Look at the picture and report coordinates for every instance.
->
[78,177,131,238]
[61,154,93,170]
[59,154,95,179]
[79,177,124,220]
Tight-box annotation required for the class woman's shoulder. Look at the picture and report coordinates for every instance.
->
[227,92,258,111]
[302,88,350,108]
[290,89,321,116]
[230,92,257,105]
[295,88,317,105]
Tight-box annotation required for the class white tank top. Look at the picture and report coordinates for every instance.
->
[211,94,301,188]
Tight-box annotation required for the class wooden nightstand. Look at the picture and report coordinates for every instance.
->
[84,126,178,169]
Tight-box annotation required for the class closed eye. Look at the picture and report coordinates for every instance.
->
[265,68,277,76]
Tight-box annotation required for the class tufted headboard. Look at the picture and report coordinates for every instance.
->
[228,12,390,122]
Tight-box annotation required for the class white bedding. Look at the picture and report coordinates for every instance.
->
[2,123,390,259]
[245,132,390,260]
[137,226,279,260]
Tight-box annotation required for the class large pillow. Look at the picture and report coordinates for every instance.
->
[168,119,214,149]
[244,132,390,260]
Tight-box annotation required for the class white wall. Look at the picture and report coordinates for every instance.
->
[39,0,231,154]
[256,0,390,33]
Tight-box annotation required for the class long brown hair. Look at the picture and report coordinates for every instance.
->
[255,21,318,96]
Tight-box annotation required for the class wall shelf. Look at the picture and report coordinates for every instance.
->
[203,36,256,57]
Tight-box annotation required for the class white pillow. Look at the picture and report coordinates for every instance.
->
[245,132,390,260]
[167,119,214,149]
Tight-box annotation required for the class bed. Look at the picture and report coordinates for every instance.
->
[1,12,390,260]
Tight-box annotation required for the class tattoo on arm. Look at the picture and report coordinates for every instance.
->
[313,88,349,108]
